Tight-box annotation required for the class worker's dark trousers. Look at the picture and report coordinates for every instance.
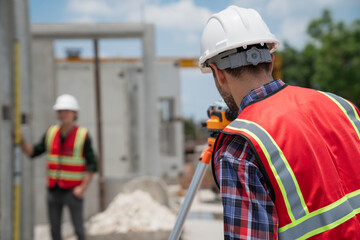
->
[47,189,86,240]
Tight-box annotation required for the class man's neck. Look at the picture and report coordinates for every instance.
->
[230,72,273,107]
[60,123,75,137]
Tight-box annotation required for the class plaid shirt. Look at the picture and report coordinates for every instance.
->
[214,79,285,240]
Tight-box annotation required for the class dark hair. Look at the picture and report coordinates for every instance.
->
[224,62,271,78]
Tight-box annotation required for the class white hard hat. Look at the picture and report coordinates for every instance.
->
[199,6,279,73]
[53,94,80,111]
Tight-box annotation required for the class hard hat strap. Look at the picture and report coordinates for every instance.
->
[208,47,272,70]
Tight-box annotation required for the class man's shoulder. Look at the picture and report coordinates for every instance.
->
[217,133,250,156]
[76,126,89,132]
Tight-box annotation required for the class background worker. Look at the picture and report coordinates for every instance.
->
[21,94,97,240]
[199,6,360,239]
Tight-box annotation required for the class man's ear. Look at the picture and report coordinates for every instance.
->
[210,63,227,87]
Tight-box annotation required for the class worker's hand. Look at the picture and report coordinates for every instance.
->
[72,185,86,199]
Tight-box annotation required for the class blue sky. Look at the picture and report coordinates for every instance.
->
[29,0,360,122]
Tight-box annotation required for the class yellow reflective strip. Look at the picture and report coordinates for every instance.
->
[73,127,87,158]
[299,211,355,240]
[47,155,85,167]
[47,155,59,162]
[47,154,83,161]
[47,155,84,163]
[236,120,309,216]
[47,159,84,166]
[318,92,360,140]
[227,121,309,221]
[48,169,84,179]
[46,126,60,151]
[280,189,360,236]
[73,128,81,157]
[47,170,57,177]
[227,125,295,221]
[59,171,84,180]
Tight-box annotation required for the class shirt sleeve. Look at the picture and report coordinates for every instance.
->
[84,133,98,172]
[214,134,278,240]
[31,133,47,158]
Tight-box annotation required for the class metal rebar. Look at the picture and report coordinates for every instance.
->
[94,39,106,211]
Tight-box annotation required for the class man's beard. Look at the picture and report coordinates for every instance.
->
[214,77,239,114]
[221,90,239,115]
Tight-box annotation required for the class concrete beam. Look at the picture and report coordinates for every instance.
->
[31,23,151,39]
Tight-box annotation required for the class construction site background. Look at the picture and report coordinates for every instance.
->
[1,1,360,240]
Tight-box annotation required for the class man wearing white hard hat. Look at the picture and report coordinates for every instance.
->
[21,94,97,240]
[200,6,360,239]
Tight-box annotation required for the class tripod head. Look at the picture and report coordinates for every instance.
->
[203,101,237,138]
[199,101,237,164]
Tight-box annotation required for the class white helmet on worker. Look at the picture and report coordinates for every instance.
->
[53,94,80,111]
[199,6,279,73]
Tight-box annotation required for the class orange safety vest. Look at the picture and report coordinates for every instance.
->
[213,85,360,239]
[45,125,88,189]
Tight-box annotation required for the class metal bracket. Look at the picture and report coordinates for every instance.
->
[2,105,10,120]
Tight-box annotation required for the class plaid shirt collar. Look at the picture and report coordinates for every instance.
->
[239,79,285,113]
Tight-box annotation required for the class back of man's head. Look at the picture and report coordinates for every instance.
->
[199,6,279,76]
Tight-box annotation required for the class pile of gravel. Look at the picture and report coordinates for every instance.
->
[87,190,176,235]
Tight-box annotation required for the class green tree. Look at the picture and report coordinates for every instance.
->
[281,42,316,88]
[183,117,205,140]
[281,9,360,106]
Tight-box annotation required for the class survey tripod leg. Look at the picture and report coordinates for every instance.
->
[169,144,214,240]
[168,160,209,240]
[169,101,235,240]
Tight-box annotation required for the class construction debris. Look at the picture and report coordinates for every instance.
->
[87,190,176,235]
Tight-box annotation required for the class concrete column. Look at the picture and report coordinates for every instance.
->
[30,38,57,224]
[14,0,33,238]
[142,25,160,177]
[0,0,15,238]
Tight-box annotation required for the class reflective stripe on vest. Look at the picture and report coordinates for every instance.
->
[318,91,360,139]
[224,91,360,239]
[226,119,309,222]
[46,125,60,151]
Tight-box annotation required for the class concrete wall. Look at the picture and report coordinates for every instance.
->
[30,57,184,224]
[157,62,184,179]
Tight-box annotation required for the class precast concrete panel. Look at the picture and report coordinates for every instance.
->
[128,64,147,175]
[55,61,97,132]
[156,62,184,179]
[31,39,58,224]
[99,62,131,177]
[56,61,132,177]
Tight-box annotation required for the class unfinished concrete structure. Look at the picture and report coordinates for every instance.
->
[30,24,184,225]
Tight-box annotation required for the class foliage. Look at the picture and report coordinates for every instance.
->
[280,9,360,106]
[183,117,205,140]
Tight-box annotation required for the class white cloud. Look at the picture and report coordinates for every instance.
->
[66,0,148,22]
[232,0,352,49]
[128,0,212,31]
[66,0,211,31]
[278,18,309,49]
[232,0,268,13]
[67,0,113,17]
[266,0,290,18]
